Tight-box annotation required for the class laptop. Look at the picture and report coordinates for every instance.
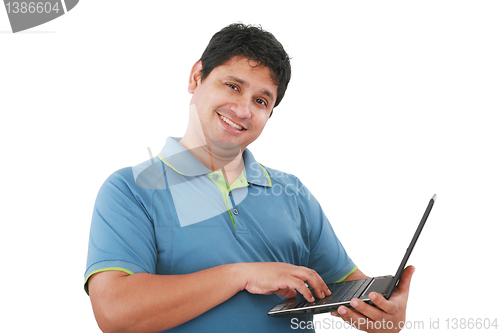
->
[268,194,436,318]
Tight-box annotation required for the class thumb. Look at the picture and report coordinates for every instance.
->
[395,265,415,294]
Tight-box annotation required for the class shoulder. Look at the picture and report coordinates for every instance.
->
[260,165,326,219]
[102,157,166,189]
[96,157,168,204]
[258,164,314,200]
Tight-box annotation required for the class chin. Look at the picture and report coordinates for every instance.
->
[210,140,243,153]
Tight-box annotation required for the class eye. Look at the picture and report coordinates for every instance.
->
[226,83,239,91]
[255,98,268,107]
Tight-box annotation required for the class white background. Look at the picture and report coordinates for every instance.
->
[1,1,499,332]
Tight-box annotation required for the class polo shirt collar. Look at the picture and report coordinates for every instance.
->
[242,149,272,187]
[158,137,272,187]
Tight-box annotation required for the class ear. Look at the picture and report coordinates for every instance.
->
[188,60,203,94]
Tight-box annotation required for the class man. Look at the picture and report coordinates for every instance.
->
[84,23,414,333]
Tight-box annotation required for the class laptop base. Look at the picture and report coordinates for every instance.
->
[268,275,393,318]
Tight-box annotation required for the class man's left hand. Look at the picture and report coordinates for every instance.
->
[332,265,415,333]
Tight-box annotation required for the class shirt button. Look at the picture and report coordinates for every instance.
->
[212,174,219,180]
[232,208,238,215]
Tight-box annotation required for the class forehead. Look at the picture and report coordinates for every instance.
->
[212,56,277,89]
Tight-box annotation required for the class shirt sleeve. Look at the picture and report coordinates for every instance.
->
[296,179,356,284]
[84,168,157,294]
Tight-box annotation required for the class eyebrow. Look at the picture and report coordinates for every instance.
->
[225,76,275,103]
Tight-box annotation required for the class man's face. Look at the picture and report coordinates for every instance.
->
[188,56,277,152]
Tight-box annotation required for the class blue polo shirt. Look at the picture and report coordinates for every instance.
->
[85,137,356,332]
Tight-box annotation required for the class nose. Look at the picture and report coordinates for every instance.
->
[230,96,252,119]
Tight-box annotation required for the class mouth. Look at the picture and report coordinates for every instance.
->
[218,113,246,131]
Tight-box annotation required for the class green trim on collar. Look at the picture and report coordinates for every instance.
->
[257,163,272,187]
[230,170,249,190]
[207,169,248,230]
[157,138,272,187]
[158,153,185,175]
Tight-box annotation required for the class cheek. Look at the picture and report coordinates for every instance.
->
[192,84,221,105]
[207,90,233,110]
[252,115,269,132]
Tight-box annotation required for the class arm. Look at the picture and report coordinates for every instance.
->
[332,265,416,333]
[89,262,331,333]
[344,268,370,281]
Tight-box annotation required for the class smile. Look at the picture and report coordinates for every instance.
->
[219,114,244,130]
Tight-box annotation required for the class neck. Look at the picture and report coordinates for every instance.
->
[178,136,245,185]
[179,103,246,184]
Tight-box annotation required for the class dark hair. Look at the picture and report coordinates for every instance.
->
[199,23,291,111]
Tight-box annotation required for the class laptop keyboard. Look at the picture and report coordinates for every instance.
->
[295,278,372,308]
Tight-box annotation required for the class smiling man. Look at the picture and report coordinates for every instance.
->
[84,23,414,333]
[178,56,276,185]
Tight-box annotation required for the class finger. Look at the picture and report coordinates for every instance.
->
[291,277,315,302]
[349,297,392,322]
[312,270,332,296]
[368,292,398,314]
[305,272,326,299]
[336,305,371,331]
[294,268,330,299]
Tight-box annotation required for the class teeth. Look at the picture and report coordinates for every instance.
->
[219,115,243,130]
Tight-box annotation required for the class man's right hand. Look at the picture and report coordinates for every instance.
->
[88,262,330,333]
[237,262,332,302]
